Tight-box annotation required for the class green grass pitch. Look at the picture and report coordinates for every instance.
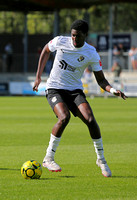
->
[0,96,137,200]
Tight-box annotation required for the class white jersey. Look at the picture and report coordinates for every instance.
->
[46,36,102,90]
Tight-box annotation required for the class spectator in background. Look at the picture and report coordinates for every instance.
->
[128,46,137,70]
[135,48,137,69]
[118,43,125,57]
[118,43,127,68]
[4,43,13,72]
[111,44,122,81]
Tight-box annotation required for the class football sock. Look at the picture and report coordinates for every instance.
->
[46,133,61,159]
[93,138,104,160]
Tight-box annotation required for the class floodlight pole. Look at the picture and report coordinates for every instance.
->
[54,10,60,37]
[23,13,28,73]
[108,4,114,71]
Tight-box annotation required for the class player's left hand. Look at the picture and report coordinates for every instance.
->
[114,90,128,100]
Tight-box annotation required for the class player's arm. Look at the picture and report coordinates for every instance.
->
[93,70,128,100]
[33,44,51,92]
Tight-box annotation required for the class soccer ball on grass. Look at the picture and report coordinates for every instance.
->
[21,160,42,179]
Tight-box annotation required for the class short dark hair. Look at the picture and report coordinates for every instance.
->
[71,20,89,34]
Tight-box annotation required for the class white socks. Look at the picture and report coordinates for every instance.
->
[45,134,104,161]
[46,133,61,159]
[93,138,104,160]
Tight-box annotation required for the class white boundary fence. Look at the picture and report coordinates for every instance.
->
[82,72,137,97]
[0,73,136,97]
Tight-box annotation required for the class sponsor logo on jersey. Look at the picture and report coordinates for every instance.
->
[67,65,76,72]
[59,60,67,70]
[59,60,76,72]
[77,56,85,62]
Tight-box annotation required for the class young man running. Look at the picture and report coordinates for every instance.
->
[33,20,127,177]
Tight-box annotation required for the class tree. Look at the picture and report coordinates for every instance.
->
[0,4,137,34]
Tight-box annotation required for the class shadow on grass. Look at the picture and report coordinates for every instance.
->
[0,168,76,180]
[0,168,136,179]
[112,176,137,179]
[40,176,76,180]
[0,168,20,171]
[59,175,76,178]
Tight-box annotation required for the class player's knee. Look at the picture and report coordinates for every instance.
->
[86,115,94,125]
[89,118,100,130]
[58,113,70,127]
[86,116,99,129]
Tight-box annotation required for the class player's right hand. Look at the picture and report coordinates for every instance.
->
[33,77,41,92]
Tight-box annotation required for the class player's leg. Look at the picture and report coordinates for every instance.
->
[76,102,100,139]
[77,102,112,177]
[52,102,71,138]
[43,102,70,172]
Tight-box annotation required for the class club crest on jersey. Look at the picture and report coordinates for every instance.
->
[77,56,84,62]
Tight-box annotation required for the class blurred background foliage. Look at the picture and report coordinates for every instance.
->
[0,3,137,34]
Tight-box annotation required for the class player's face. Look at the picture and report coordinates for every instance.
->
[71,29,87,48]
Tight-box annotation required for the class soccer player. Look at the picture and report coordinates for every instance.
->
[33,20,127,177]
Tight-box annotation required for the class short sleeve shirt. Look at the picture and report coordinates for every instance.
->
[46,36,102,90]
